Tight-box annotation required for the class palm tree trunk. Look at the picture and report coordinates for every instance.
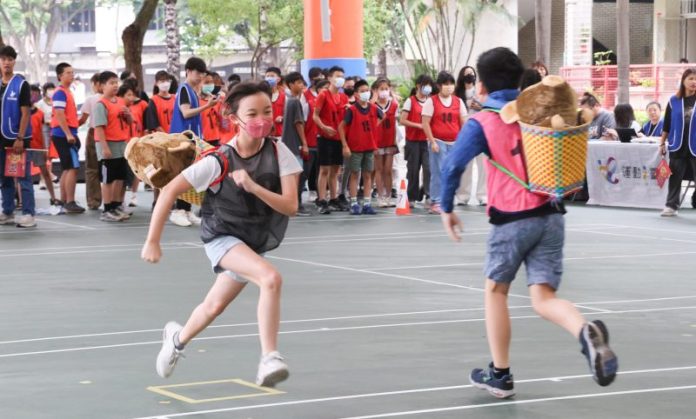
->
[164,0,181,80]
[535,0,551,67]
[616,0,630,104]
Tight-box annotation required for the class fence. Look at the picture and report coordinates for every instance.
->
[559,64,693,110]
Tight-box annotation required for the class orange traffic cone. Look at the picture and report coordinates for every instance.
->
[396,179,411,215]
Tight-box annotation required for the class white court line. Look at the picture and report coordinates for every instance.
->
[366,250,696,271]
[36,218,96,230]
[283,228,491,241]
[598,223,696,235]
[579,229,696,245]
[129,365,696,419]
[4,306,696,359]
[341,385,696,419]
[577,295,696,305]
[0,244,200,258]
[0,241,194,254]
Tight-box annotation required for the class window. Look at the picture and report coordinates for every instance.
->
[61,3,96,33]
[148,6,166,31]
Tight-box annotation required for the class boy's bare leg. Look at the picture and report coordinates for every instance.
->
[485,279,511,369]
[529,284,585,336]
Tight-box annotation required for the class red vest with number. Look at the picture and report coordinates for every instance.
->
[346,103,379,152]
[430,95,461,142]
[128,100,148,138]
[50,85,79,129]
[472,111,548,215]
[376,100,398,148]
[271,89,286,137]
[405,96,427,141]
[201,98,221,141]
[99,97,130,142]
[151,95,174,133]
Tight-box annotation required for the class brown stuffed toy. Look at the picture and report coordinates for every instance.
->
[500,75,593,129]
[124,131,197,188]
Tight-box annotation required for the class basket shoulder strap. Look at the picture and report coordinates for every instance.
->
[199,148,230,188]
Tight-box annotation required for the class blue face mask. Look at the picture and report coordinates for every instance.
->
[265,77,278,87]
[201,84,214,95]
[421,85,432,96]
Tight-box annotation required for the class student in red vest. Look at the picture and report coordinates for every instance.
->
[93,71,133,222]
[301,68,326,200]
[372,78,399,208]
[421,71,467,214]
[313,66,349,214]
[50,62,86,213]
[123,79,148,207]
[29,84,59,208]
[440,47,617,399]
[399,74,434,205]
[265,67,285,139]
[200,73,223,147]
[339,79,381,215]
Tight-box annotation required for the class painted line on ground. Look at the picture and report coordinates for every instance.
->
[129,365,696,418]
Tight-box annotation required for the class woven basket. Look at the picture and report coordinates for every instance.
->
[518,122,589,199]
[177,138,216,206]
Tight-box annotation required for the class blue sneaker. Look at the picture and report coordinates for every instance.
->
[470,363,515,399]
[361,204,376,215]
[350,203,361,215]
[580,320,618,387]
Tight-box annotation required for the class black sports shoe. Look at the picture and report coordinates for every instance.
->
[328,199,341,212]
[318,200,331,215]
[470,362,515,399]
[580,320,618,387]
[337,195,351,211]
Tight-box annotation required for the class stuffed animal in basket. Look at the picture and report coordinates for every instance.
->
[500,75,593,128]
[124,131,197,188]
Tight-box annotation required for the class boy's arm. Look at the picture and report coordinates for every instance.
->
[440,118,489,214]
[338,120,351,157]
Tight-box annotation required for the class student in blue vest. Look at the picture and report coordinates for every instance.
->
[142,81,301,387]
[169,57,219,227]
[0,45,36,228]
[660,68,696,216]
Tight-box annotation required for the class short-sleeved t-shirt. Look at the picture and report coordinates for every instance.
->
[588,110,616,139]
[182,137,303,193]
[80,94,102,129]
[51,89,79,138]
[421,95,467,118]
[0,80,32,145]
[280,96,305,156]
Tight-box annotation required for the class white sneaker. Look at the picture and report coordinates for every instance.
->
[256,351,289,387]
[128,194,138,207]
[15,214,36,228]
[0,212,14,225]
[186,211,202,226]
[156,321,184,378]
[169,210,192,227]
[378,197,388,208]
[100,210,123,222]
[660,207,678,217]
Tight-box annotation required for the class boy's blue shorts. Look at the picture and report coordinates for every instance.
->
[484,213,564,290]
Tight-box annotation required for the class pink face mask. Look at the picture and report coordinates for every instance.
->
[239,116,274,138]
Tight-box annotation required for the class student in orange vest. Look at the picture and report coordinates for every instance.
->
[200,72,223,147]
[50,62,86,213]
[92,71,133,222]
[145,71,176,134]
[372,78,399,208]
[265,67,285,139]
[122,78,148,208]
[29,84,59,207]
[421,71,467,214]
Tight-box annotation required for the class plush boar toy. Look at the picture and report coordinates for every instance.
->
[124,131,197,188]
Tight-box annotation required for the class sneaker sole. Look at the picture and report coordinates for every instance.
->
[583,321,618,387]
[469,375,515,399]
[257,368,289,388]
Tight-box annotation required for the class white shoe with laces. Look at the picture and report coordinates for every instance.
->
[156,321,185,378]
[186,211,202,226]
[15,214,36,228]
[256,351,289,387]
[660,207,678,217]
[169,210,192,227]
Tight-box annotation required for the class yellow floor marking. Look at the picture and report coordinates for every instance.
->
[147,378,285,404]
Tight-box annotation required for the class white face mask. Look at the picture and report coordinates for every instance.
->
[378,90,390,100]
[358,91,371,102]
[334,77,345,88]
[465,87,475,100]
[157,82,171,92]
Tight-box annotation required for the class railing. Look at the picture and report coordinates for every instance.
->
[683,0,696,18]
[559,64,693,110]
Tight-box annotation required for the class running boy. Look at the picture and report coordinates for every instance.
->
[439,47,618,398]
[142,81,302,387]
[339,79,380,215]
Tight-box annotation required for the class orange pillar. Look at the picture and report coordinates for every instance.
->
[301,0,366,78]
